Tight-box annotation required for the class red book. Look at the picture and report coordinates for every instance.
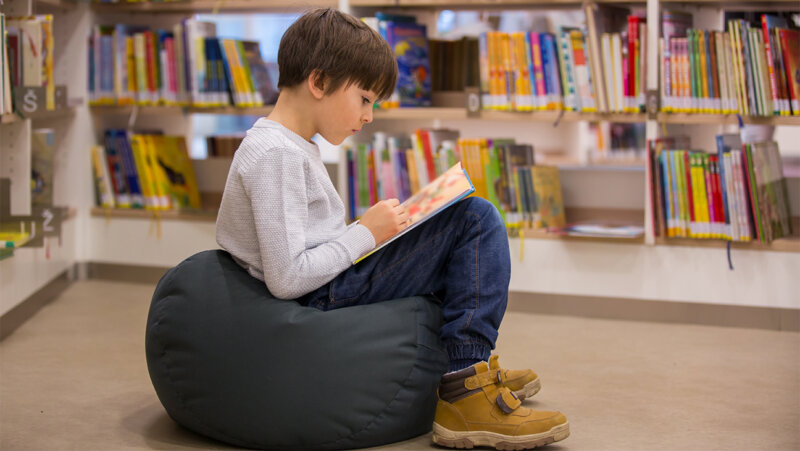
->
[711,156,725,235]
[144,31,158,103]
[417,129,437,179]
[628,16,639,110]
[778,28,800,115]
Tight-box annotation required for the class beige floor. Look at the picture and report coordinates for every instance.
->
[1,280,798,451]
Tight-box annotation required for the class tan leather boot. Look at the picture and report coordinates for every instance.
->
[489,354,541,401]
[433,360,569,450]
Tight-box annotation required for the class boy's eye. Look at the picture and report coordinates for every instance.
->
[363,97,372,105]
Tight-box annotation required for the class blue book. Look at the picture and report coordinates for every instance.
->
[115,129,144,208]
[541,33,561,107]
[386,22,431,107]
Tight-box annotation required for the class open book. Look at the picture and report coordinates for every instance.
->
[354,161,475,264]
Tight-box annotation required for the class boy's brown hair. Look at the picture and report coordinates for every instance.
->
[278,8,397,101]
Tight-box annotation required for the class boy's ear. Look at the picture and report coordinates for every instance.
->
[308,70,327,100]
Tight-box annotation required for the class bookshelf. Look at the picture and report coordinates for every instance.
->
[2,0,798,323]
[1,0,96,316]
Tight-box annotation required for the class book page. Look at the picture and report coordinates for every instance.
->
[354,161,475,264]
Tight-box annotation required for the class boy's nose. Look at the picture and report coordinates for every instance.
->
[362,108,373,124]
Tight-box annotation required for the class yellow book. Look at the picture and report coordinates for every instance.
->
[405,149,420,194]
[221,39,249,107]
[145,135,172,210]
[529,165,566,229]
[40,15,54,110]
[157,136,202,209]
[499,33,513,111]
[474,138,490,199]
[91,146,116,208]
[689,153,702,238]
[129,134,157,210]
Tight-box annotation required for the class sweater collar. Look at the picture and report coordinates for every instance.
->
[254,118,320,157]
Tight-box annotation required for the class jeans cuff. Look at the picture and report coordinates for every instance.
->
[445,341,492,363]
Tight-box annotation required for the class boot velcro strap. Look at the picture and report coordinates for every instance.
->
[496,388,521,414]
[465,370,501,390]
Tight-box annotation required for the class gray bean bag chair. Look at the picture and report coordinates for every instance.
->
[145,250,448,450]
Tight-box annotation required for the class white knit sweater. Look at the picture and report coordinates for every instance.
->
[215,119,376,299]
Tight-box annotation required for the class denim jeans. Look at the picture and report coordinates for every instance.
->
[298,197,511,364]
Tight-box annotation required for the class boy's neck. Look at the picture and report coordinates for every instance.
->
[266,88,318,143]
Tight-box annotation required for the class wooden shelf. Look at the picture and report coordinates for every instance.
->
[351,0,797,7]
[90,207,217,222]
[89,0,336,13]
[655,236,800,253]
[89,207,798,251]
[516,228,646,245]
[90,105,800,126]
[26,106,78,121]
[658,113,800,126]
[89,104,274,116]
[1,113,20,125]
[36,0,77,8]
[2,107,77,123]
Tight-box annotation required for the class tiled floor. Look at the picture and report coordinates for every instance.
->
[1,280,798,450]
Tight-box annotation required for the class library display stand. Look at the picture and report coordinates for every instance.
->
[2,0,799,331]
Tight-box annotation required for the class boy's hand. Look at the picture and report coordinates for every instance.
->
[360,199,409,246]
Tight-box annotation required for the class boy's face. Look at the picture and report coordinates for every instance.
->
[316,82,377,145]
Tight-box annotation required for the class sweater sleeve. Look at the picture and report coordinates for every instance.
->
[242,150,375,299]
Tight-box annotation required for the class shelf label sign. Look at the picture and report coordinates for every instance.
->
[465,87,481,118]
[12,86,67,117]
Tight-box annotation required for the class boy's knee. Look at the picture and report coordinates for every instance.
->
[463,197,504,228]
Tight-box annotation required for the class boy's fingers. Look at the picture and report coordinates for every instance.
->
[385,198,400,207]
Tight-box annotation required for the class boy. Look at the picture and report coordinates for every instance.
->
[216,8,569,449]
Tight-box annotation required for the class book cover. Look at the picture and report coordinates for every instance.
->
[387,22,431,107]
[30,128,55,207]
[240,40,278,105]
[90,145,115,208]
[530,165,565,229]
[155,136,202,209]
[354,162,475,264]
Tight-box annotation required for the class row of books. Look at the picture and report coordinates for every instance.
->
[648,134,792,243]
[477,7,648,113]
[344,130,566,229]
[661,15,800,116]
[91,130,202,210]
[88,21,278,107]
[2,14,55,114]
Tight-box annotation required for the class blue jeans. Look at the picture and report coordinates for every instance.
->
[298,197,511,364]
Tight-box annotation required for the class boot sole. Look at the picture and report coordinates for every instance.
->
[432,421,569,450]
[513,378,541,401]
